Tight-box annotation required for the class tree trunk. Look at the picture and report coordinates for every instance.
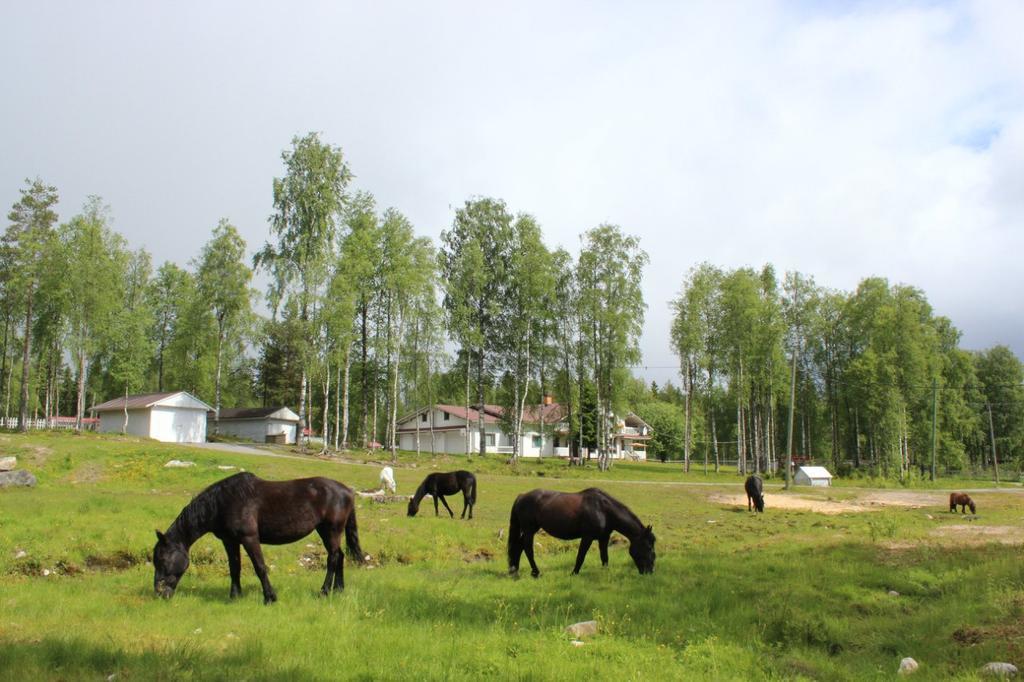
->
[389,310,402,463]
[360,300,369,449]
[213,327,224,435]
[464,351,471,457]
[784,341,798,489]
[341,342,351,450]
[321,359,330,454]
[298,369,308,451]
[476,344,486,456]
[683,358,692,472]
[17,287,37,432]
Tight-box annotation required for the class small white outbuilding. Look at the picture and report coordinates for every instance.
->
[211,406,300,444]
[794,466,834,487]
[91,391,212,443]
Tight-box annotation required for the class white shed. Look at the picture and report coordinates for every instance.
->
[212,406,300,444]
[91,391,212,443]
[794,466,834,487]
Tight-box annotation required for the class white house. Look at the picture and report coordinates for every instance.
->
[395,403,651,460]
[794,466,834,487]
[211,406,300,444]
[91,391,212,443]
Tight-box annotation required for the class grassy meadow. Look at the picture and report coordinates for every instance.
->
[1,431,1023,680]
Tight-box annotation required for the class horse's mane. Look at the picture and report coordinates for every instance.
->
[583,488,645,533]
[170,472,259,541]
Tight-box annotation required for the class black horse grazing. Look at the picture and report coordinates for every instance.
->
[153,472,364,604]
[407,470,477,519]
[949,492,976,514]
[507,488,655,577]
[745,475,765,512]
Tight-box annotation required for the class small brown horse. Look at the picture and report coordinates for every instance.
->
[949,492,976,514]
[153,472,364,604]
[407,471,477,519]
[507,488,655,577]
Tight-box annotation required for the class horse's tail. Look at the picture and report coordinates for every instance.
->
[507,499,522,572]
[345,505,366,564]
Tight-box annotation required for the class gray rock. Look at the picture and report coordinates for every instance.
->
[570,640,585,647]
[0,470,37,488]
[981,662,1018,678]
[164,460,195,468]
[898,657,918,675]
[0,456,16,471]
[566,620,599,638]
[888,590,900,597]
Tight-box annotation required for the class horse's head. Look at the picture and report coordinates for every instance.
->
[406,497,420,517]
[153,530,190,599]
[629,525,656,574]
[754,494,765,513]
[969,500,977,514]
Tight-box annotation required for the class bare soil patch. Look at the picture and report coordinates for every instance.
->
[713,489,959,514]
[931,524,1024,545]
[710,493,869,514]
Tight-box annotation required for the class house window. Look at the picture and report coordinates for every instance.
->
[485,433,496,446]
[443,412,450,421]
[420,413,427,423]
[532,435,542,448]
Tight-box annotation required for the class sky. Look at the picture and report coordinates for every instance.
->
[2,1,1022,387]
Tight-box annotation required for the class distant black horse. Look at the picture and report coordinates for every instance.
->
[507,488,655,577]
[745,475,765,512]
[153,472,364,604]
[949,492,976,514]
[407,471,477,519]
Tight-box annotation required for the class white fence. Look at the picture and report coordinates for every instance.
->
[1,417,97,431]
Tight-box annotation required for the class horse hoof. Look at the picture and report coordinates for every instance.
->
[264,594,278,605]
[531,571,540,578]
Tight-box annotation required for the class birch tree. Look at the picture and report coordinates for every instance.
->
[196,219,253,432]
[255,133,351,444]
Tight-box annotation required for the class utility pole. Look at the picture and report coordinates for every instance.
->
[987,402,1000,485]
[930,377,937,482]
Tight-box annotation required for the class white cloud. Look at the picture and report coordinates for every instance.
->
[0,1,1021,384]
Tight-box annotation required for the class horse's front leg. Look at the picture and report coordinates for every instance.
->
[317,526,343,595]
[571,537,594,575]
[241,537,277,604]
[598,535,610,567]
[523,532,541,578]
[439,495,455,518]
[222,539,242,599]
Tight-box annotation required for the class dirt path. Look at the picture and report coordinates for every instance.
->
[710,488,1013,514]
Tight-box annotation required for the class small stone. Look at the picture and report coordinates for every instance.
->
[193,628,202,634]
[42,569,51,577]
[164,460,195,469]
[925,514,934,520]
[107,674,118,681]
[898,657,918,675]
[706,520,717,524]
[888,590,900,597]
[0,470,37,488]
[216,465,236,471]
[570,640,585,647]
[981,662,1018,677]
[0,456,16,471]
[566,620,599,638]
[14,550,27,559]
[226,633,238,639]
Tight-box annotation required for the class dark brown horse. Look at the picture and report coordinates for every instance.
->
[949,492,976,514]
[407,470,477,519]
[153,472,364,604]
[507,488,655,577]
[745,475,765,512]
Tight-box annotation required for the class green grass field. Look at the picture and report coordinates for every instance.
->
[1,432,1022,680]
